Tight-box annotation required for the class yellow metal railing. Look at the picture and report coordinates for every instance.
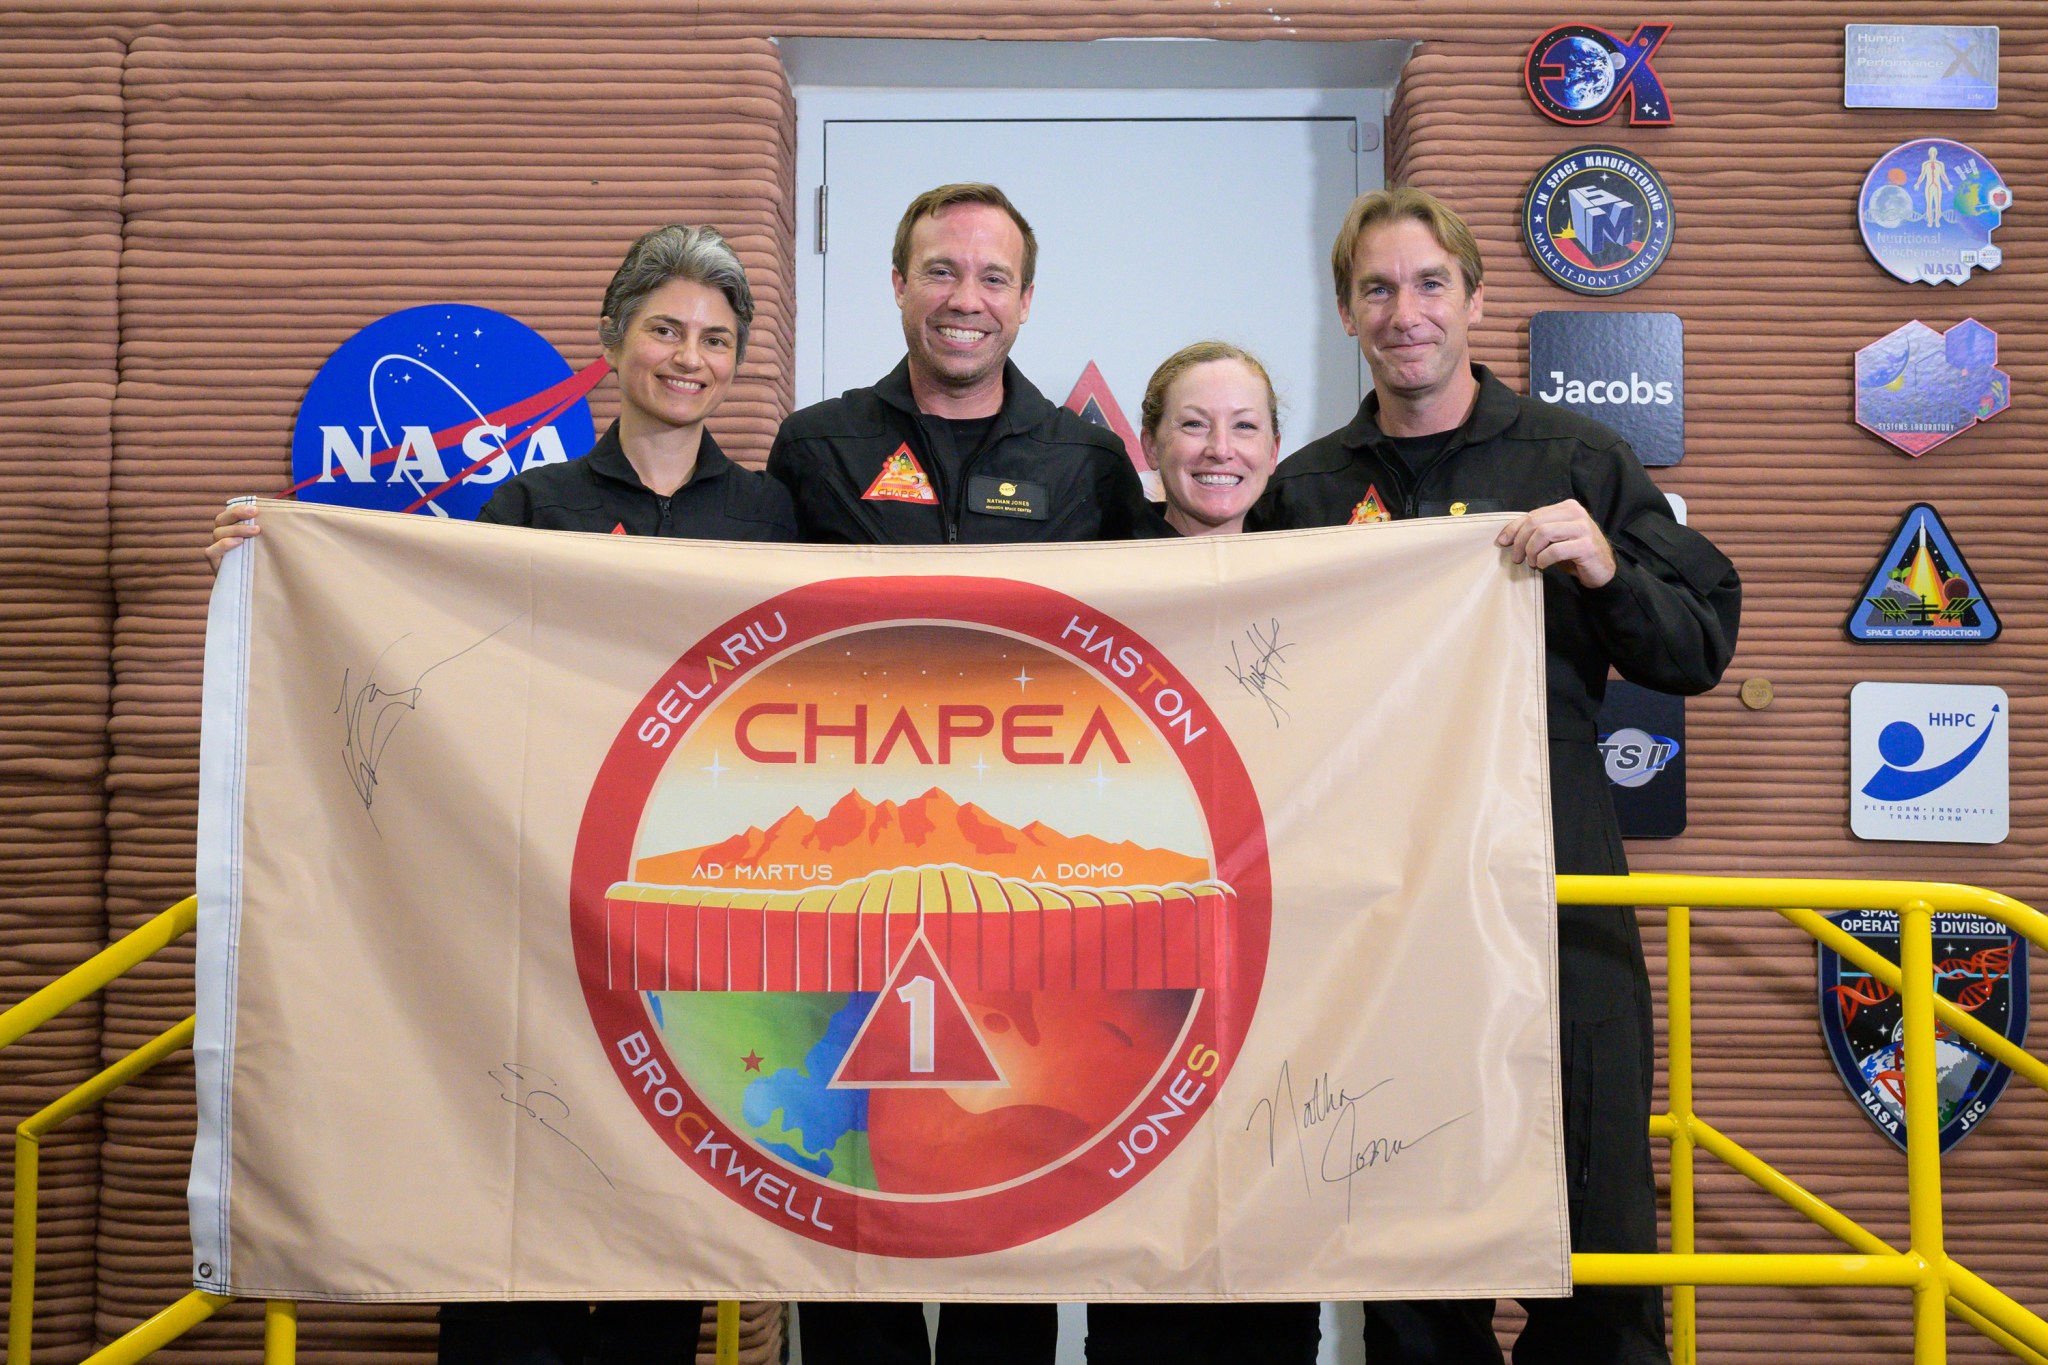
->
[1562,875,2048,1365]
[5,878,2045,1364]
[0,894,748,1365]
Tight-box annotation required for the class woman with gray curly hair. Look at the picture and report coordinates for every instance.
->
[206,226,796,1364]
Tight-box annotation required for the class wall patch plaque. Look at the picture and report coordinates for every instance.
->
[1818,908,2026,1153]
[1525,24,1673,126]
[1849,682,2007,845]
[1859,139,2009,285]
[1846,504,2001,643]
[1854,318,2008,456]
[1523,146,1674,296]
[1529,311,1683,466]
[1844,25,1998,111]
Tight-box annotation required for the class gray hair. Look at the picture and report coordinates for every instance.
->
[598,224,755,363]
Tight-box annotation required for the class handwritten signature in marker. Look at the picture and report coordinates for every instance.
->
[1224,618,1296,726]
[488,1063,614,1190]
[337,617,517,826]
[1244,1060,1468,1219]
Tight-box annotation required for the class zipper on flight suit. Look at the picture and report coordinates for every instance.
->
[1383,435,1464,519]
[656,494,673,535]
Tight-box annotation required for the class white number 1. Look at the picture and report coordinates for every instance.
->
[898,975,935,1073]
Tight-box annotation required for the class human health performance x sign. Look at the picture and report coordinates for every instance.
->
[191,504,1565,1304]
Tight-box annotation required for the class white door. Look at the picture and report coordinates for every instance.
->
[811,113,1375,470]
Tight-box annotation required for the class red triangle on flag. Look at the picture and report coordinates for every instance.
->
[1063,361,1143,475]
[830,931,1005,1089]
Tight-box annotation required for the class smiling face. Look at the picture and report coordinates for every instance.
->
[893,202,1035,416]
[1338,217,1484,429]
[1141,359,1280,537]
[604,276,739,436]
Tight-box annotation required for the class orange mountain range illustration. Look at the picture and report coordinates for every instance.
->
[635,787,1206,889]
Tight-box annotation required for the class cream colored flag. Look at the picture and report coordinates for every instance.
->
[191,500,1564,1304]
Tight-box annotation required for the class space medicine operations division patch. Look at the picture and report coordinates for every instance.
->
[1818,908,2028,1153]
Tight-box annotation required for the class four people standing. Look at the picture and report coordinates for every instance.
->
[208,179,1738,1365]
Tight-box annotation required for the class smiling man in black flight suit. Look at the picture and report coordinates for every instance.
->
[768,182,1160,547]
[1251,186,1740,1365]
[771,182,1162,1365]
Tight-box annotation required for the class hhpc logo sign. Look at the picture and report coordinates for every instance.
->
[1849,682,2007,844]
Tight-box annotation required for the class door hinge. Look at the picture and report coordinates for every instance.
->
[815,184,828,255]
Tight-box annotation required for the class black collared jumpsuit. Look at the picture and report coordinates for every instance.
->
[769,357,1164,1365]
[1249,364,1740,1365]
[437,419,798,1365]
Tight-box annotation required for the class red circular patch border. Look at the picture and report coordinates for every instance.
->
[571,576,1271,1257]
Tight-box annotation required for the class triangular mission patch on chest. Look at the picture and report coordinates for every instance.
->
[863,444,939,504]
[1349,484,1391,524]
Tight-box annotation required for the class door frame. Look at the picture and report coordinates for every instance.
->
[781,37,1407,409]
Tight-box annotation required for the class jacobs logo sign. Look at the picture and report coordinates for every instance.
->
[571,577,1271,1254]
[1528,311,1684,466]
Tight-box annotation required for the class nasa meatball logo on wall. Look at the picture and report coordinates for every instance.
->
[571,577,1270,1254]
[1850,682,2007,844]
[1529,311,1684,466]
[290,304,603,518]
[1524,23,1673,126]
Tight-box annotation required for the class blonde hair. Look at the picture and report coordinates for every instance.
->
[1140,342,1280,440]
[1329,187,1484,304]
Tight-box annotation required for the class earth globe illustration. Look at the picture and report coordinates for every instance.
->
[1859,1024,1985,1128]
[1867,183,1915,230]
[1550,36,1619,110]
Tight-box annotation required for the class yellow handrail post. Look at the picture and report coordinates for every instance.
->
[1898,899,1947,1364]
[77,1291,230,1365]
[1665,906,1697,1365]
[9,1125,41,1364]
[8,1016,198,1365]
[264,1299,298,1364]
[714,1299,741,1365]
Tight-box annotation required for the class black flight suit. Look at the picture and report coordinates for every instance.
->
[771,358,1163,1365]
[440,420,797,1365]
[1248,364,1741,1365]
[767,357,1163,545]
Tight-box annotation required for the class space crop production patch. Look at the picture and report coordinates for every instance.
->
[192,504,1566,1302]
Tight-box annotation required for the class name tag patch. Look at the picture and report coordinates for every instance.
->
[969,475,1048,520]
[1419,499,1504,517]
